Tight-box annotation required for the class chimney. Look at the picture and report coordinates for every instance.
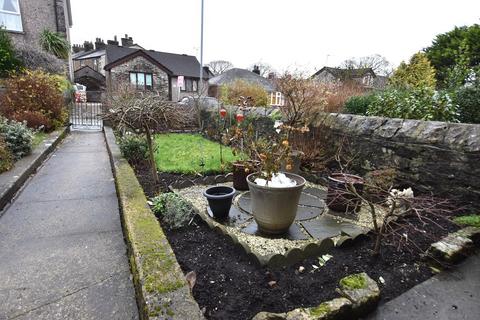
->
[121,34,134,47]
[83,41,94,51]
[107,35,119,46]
[72,44,83,53]
[252,65,260,75]
[94,38,106,50]
[203,66,211,77]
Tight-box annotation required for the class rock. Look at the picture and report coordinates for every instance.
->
[252,311,288,320]
[305,298,352,319]
[338,273,380,314]
[252,298,352,320]
[427,227,479,263]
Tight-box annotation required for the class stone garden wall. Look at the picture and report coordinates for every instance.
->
[310,113,480,206]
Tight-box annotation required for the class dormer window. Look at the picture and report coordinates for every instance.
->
[0,0,22,32]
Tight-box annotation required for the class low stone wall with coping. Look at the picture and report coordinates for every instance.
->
[104,127,204,320]
[307,113,480,207]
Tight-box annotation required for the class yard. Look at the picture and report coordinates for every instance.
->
[154,133,239,174]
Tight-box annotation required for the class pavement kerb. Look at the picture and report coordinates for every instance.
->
[0,126,69,213]
[104,127,204,320]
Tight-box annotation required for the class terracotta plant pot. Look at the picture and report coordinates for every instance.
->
[247,172,305,235]
[232,162,250,191]
[326,173,364,213]
[203,186,236,219]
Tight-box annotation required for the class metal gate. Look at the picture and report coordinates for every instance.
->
[69,102,103,130]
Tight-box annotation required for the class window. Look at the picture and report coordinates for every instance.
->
[130,72,153,90]
[270,92,285,106]
[180,77,198,92]
[0,0,22,32]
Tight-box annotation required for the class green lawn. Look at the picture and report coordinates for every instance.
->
[154,133,239,174]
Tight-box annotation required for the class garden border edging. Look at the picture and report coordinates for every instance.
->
[0,126,69,213]
[104,126,204,320]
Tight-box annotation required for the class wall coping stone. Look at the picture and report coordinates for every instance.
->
[104,127,204,320]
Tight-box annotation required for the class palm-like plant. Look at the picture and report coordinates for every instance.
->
[39,29,70,59]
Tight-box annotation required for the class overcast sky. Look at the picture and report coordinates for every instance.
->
[70,0,480,74]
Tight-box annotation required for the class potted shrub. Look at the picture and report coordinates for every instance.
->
[238,121,306,234]
[326,173,364,213]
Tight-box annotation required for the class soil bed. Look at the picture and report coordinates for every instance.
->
[163,215,457,320]
[134,165,459,320]
[133,162,210,196]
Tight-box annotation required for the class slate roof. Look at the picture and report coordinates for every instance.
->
[208,68,276,92]
[313,67,375,80]
[104,45,208,78]
[75,50,106,60]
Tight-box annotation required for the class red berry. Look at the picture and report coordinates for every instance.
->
[219,108,227,118]
[236,113,244,122]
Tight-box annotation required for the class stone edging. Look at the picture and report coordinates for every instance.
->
[427,227,480,265]
[0,126,69,213]
[103,127,204,320]
[253,272,380,320]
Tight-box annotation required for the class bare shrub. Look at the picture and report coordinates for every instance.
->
[324,82,366,113]
[104,89,192,183]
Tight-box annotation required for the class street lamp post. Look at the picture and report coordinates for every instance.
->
[199,0,204,96]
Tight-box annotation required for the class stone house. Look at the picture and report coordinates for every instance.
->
[103,43,213,101]
[73,34,213,102]
[1,0,73,76]
[312,67,387,89]
[208,67,285,106]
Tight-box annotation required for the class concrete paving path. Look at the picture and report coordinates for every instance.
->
[0,132,139,320]
[366,253,480,320]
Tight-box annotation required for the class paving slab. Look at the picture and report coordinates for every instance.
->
[366,254,480,320]
[0,131,138,320]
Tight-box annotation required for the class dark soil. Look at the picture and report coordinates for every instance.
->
[134,164,461,320]
[133,162,208,197]
[163,214,458,320]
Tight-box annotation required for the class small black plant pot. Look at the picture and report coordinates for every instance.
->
[203,186,236,219]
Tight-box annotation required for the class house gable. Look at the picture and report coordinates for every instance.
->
[106,55,170,98]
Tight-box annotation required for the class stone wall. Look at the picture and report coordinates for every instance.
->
[309,113,480,206]
[106,56,169,96]
[10,0,70,47]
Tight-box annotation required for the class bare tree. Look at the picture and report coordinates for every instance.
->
[206,60,234,75]
[275,71,328,127]
[327,157,457,256]
[104,89,192,183]
[340,54,393,76]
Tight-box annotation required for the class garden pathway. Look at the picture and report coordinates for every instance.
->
[366,253,480,320]
[0,131,139,319]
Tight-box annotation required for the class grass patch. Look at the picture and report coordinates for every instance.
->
[32,132,48,148]
[154,133,239,174]
[453,215,480,228]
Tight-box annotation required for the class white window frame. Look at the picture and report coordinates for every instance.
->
[0,0,22,32]
[270,92,284,106]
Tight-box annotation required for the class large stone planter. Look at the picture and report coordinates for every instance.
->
[247,172,306,234]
